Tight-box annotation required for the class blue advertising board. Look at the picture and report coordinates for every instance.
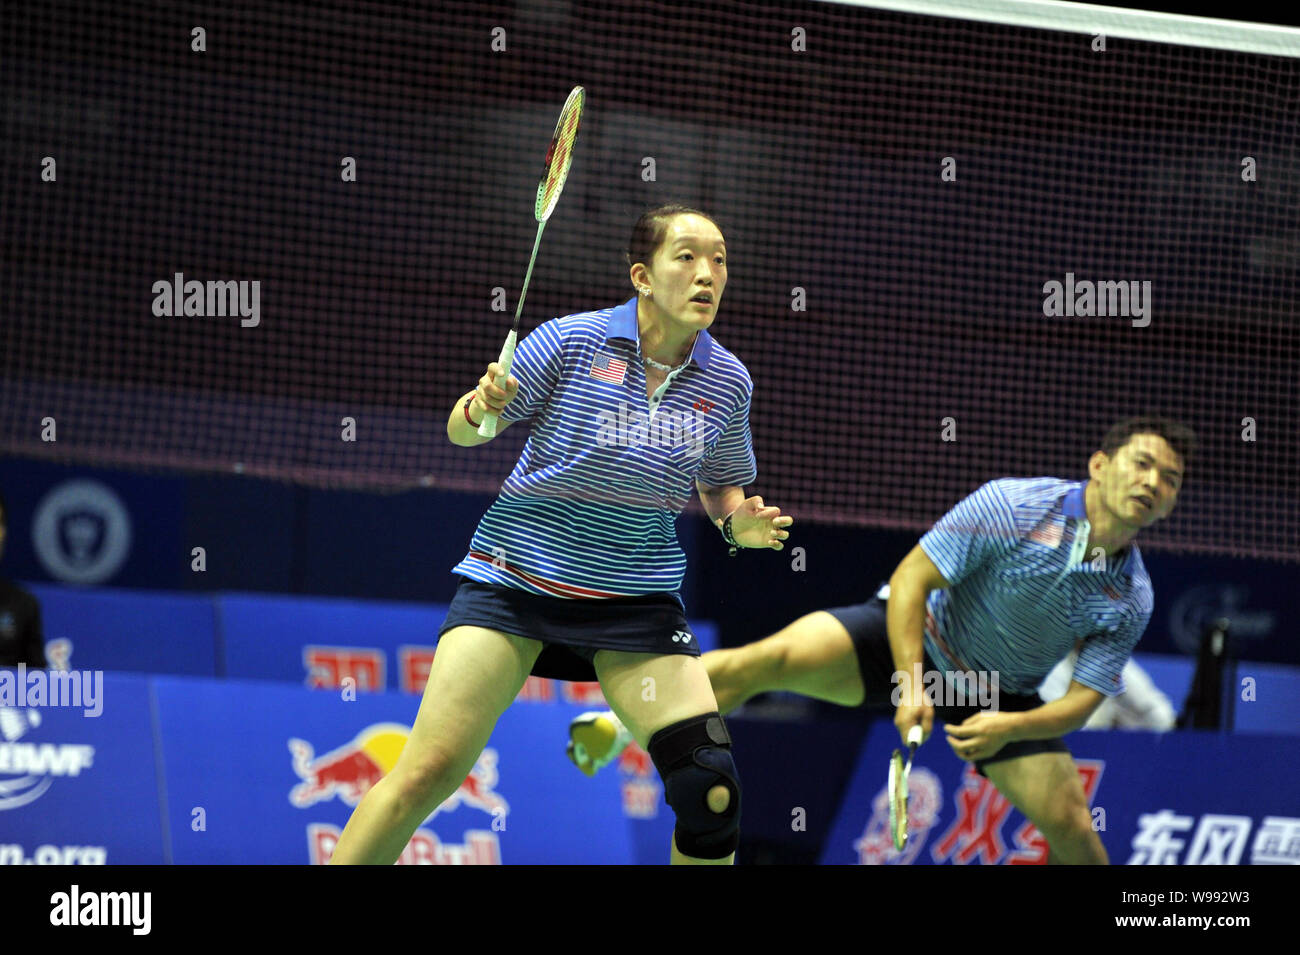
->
[0,671,673,865]
[218,593,446,690]
[822,717,1300,865]
[0,672,165,864]
[25,583,218,677]
[3,669,1297,865]
[153,675,670,864]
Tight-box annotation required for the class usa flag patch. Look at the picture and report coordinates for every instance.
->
[589,352,628,385]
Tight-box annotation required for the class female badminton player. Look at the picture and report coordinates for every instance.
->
[329,205,793,865]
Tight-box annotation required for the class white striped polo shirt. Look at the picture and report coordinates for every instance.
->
[918,477,1154,697]
[451,296,757,602]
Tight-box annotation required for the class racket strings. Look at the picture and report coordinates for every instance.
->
[536,88,584,220]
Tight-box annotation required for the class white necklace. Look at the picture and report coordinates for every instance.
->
[644,354,685,373]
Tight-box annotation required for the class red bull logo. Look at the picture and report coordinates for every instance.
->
[288,723,509,823]
[289,723,406,808]
[427,749,509,818]
[308,823,501,865]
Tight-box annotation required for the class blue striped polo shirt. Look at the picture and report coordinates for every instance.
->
[451,296,758,602]
[918,477,1154,697]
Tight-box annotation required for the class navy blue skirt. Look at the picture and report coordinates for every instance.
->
[437,578,700,682]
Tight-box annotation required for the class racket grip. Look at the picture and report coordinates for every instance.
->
[906,724,923,747]
[477,330,518,438]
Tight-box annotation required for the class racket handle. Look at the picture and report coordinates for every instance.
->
[477,330,518,438]
[906,724,923,748]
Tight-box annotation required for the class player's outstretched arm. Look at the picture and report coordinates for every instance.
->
[886,544,951,744]
[447,362,518,447]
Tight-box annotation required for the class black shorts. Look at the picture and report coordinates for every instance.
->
[438,577,700,682]
[825,593,1070,777]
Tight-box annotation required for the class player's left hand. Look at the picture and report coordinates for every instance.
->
[944,712,1020,762]
[727,496,793,550]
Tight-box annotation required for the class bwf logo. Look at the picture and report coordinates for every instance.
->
[1041,272,1151,328]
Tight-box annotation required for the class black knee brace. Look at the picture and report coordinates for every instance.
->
[648,712,741,859]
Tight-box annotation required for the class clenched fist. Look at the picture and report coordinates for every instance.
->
[473,362,519,420]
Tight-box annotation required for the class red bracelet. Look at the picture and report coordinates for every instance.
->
[463,395,480,427]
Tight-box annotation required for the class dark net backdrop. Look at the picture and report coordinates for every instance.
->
[3,0,1298,560]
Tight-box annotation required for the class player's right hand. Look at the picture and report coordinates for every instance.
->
[475,362,519,418]
[894,702,934,746]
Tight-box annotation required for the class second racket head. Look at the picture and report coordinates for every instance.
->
[888,749,907,850]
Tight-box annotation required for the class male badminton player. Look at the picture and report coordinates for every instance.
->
[329,205,792,865]
[568,416,1194,864]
